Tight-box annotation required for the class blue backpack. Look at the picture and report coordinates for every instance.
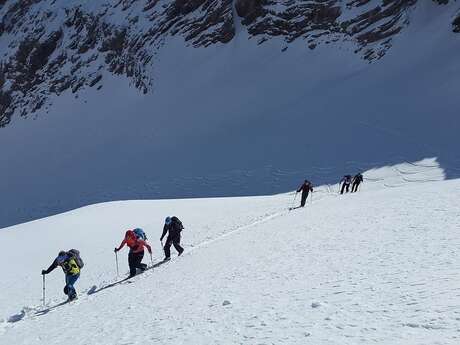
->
[133,228,147,241]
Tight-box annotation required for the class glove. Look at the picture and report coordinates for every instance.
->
[148,249,152,255]
[114,248,118,253]
[41,270,46,275]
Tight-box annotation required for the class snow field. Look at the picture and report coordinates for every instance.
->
[0,162,459,344]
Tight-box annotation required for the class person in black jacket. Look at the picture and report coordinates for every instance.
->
[340,175,352,194]
[351,173,363,193]
[160,216,184,261]
[297,180,313,207]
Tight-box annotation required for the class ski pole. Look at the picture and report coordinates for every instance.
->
[310,191,313,204]
[290,192,297,210]
[115,251,119,277]
[42,275,46,306]
[150,252,153,266]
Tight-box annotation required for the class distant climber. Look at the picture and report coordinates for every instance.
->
[351,173,363,193]
[115,230,152,277]
[296,180,313,207]
[160,216,184,261]
[41,249,84,301]
[340,175,352,194]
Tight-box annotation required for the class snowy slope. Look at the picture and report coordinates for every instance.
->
[0,1,459,227]
[1,165,459,344]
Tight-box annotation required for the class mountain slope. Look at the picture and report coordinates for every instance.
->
[0,0,459,227]
[1,170,459,344]
[1,0,459,123]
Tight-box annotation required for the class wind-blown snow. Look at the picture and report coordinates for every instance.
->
[1,166,459,344]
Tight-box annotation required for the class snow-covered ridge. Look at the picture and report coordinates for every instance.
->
[0,164,459,344]
[0,0,459,125]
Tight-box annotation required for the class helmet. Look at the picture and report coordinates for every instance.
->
[165,216,172,225]
[57,251,67,264]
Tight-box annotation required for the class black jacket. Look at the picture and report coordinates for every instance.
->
[353,174,363,184]
[341,175,352,184]
[297,181,313,194]
[161,217,184,240]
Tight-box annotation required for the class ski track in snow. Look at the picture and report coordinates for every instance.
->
[1,159,459,344]
[2,208,291,326]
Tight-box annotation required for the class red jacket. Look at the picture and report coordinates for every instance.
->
[116,230,152,254]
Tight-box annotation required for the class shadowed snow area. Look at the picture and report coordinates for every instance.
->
[0,2,459,227]
[1,164,459,344]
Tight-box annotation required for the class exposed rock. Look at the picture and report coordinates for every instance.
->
[235,0,268,25]
[0,0,457,124]
[453,13,460,33]
[89,75,102,87]
[0,89,12,126]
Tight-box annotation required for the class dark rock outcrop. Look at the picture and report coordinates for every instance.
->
[0,0,457,126]
[453,13,460,33]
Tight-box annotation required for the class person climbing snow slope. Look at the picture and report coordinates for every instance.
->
[115,230,152,277]
[161,216,184,261]
[41,249,83,301]
[340,175,352,194]
[351,173,364,192]
[296,180,313,207]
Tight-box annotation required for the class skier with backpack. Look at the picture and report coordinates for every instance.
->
[114,229,152,277]
[340,175,352,194]
[296,180,313,207]
[160,216,184,261]
[41,249,84,301]
[351,173,364,192]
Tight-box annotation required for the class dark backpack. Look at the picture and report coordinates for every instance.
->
[68,249,84,269]
[171,217,184,231]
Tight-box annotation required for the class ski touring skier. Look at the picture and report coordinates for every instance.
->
[296,180,313,208]
[351,173,363,192]
[41,249,84,301]
[160,216,184,261]
[114,230,152,277]
[340,175,352,194]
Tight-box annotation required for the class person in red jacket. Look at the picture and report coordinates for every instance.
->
[114,230,152,277]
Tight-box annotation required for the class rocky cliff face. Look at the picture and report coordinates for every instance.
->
[454,11,460,32]
[0,0,458,126]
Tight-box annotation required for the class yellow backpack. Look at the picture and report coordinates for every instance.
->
[61,257,80,275]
